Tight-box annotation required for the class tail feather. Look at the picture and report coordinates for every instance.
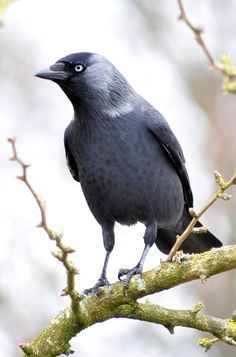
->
[156,213,222,255]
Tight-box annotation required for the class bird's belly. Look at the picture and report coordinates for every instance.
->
[79,163,143,225]
[78,145,184,227]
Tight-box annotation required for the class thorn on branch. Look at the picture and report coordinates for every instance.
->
[164,324,175,334]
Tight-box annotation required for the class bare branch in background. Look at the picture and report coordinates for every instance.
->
[167,170,236,261]
[177,0,221,71]
[8,137,81,315]
[177,0,236,94]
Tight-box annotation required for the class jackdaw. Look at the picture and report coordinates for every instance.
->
[35,52,222,294]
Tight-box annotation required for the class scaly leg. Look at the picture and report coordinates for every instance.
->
[118,219,157,289]
[83,223,114,295]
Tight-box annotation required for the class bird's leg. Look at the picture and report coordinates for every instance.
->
[83,223,114,296]
[83,251,111,295]
[118,219,157,290]
[118,244,151,288]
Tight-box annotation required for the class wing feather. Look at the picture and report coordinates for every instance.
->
[145,108,193,207]
[64,123,80,182]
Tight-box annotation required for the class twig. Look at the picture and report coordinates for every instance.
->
[177,0,224,73]
[177,0,236,94]
[167,171,236,261]
[8,136,81,315]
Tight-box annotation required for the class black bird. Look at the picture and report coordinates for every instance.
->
[35,52,222,294]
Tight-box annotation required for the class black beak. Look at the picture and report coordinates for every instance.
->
[35,62,69,81]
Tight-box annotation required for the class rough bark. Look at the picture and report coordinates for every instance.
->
[21,246,236,357]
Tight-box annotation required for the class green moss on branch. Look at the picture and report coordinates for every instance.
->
[22,246,236,356]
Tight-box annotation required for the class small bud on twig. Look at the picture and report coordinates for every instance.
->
[189,207,199,218]
[214,170,226,189]
[218,192,232,201]
[19,342,33,354]
[61,287,69,296]
[198,337,219,352]
[192,301,204,314]
[199,273,208,284]
[192,226,208,234]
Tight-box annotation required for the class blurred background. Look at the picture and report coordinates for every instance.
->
[1,0,236,356]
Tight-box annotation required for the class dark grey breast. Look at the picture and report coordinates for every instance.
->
[64,103,185,228]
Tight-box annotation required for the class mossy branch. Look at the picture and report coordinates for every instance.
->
[20,246,236,357]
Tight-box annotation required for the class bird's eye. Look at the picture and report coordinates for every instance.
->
[74,64,85,73]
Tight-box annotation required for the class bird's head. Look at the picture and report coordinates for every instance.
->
[35,52,137,117]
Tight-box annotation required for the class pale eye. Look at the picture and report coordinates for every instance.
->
[74,64,85,73]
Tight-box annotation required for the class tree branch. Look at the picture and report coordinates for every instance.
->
[117,302,236,348]
[8,137,81,315]
[177,0,236,94]
[20,246,236,356]
[167,171,236,260]
[177,0,221,71]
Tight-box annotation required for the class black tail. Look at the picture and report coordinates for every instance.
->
[156,212,222,255]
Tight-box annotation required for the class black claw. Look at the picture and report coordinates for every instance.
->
[118,268,130,280]
[83,286,100,296]
[118,265,143,290]
[83,277,110,296]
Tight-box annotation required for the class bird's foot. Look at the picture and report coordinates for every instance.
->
[83,276,110,296]
[118,264,143,290]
